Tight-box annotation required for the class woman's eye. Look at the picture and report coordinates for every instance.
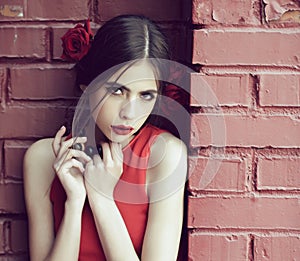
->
[113,88,123,95]
[107,87,123,95]
[140,92,155,101]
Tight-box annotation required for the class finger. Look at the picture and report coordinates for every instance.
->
[101,142,112,164]
[61,158,85,174]
[93,154,103,168]
[68,149,92,163]
[54,156,85,174]
[56,148,91,171]
[52,126,66,156]
[111,142,123,162]
[57,136,87,159]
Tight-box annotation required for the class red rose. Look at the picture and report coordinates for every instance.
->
[61,20,93,62]
[160,84,189,116]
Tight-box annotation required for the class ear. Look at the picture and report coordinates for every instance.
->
[80,84,88,91]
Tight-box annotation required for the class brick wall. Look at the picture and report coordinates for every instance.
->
[189,0,300,260]
[1,0,299,260]
[0,0,189,260]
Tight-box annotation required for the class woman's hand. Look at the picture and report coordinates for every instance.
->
[52,126,91,207]
[84,142,123,201]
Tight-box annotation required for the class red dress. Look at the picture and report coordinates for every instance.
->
[50,124,166,260]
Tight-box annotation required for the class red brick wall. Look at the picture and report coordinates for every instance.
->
[189,0,300,260]
[1,0,300,260]
[0,0,189,260]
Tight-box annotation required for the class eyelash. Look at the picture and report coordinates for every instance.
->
[106,87,156,101]
[106,86,123,95]
[140,92,155,101]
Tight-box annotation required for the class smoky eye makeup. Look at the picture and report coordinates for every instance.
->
[140,91,157,101]
[105,82,124,94]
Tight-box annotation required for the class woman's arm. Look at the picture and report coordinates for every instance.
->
[24,128,90,261]
[142,134,187,261]
[85,134,187,261]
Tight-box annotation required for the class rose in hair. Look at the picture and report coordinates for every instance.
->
[61,20,93,62]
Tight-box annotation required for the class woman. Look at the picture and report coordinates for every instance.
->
[24,15,187,261]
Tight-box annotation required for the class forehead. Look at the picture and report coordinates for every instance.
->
[108,60,158,89]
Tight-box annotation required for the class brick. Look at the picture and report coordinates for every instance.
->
[97,0,184,21]
[190,73,251,107]
[264,0,300,22]
[0,1,24,20]
[4,140,33,180]
[254,236,300,261]
[188,196,300,229]
[0,221,4,254]
[257,157,300,190]
[188,233,248,261]
[192,0,260,25]
[27,0,88,20]
[191,114,300,148]
[52,26,74,60]
[10,66,77,99]
[0,68,8,103]
[188,156,249,191]
[0,27,47,58]
[259,74,300,107]
[193,29,300,66]
[0,106,69,138]
[0,183,25,214]
[0,140,3,178]
[10,220,28,252]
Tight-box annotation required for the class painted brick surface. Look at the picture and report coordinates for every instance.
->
[263,0,300,23]
[0,184,25,214]
[189,234,249,261]
[190,73,251,107]
[257,157,300,190]
[192,0,261,25]
[0,221,4,254]
[191,114,300,147]
[188,196,300,229]
[27,0,89,20]
[188,156,249,192]
[10,66,77,99]
[193,29,300,66]
[0,1,24,20]
[0,68,7,103]
[4,141,33,180]
[254,236,300,260]
[0,106,69,138]
[259,74,300,107]
[189,0,300,258]
[0,27,47,58]
[10,220,28,252]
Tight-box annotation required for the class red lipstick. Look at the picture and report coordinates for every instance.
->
[111,125,134,135]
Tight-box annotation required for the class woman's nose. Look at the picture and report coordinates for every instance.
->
[119,99,137,120]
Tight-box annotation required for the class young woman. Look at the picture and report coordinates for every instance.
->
[24,15,187,261]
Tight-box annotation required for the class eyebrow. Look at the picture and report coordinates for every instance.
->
[106,81,158,94]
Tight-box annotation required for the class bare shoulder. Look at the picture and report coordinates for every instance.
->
[24,138,55,163]
[23,138,56,199]
[148,132,187,181]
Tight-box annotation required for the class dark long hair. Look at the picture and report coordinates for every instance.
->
[75,15,171,87]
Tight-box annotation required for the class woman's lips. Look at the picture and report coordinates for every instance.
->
[111,125,134,135]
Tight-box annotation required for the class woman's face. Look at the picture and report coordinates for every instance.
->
[90,61,158,146]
